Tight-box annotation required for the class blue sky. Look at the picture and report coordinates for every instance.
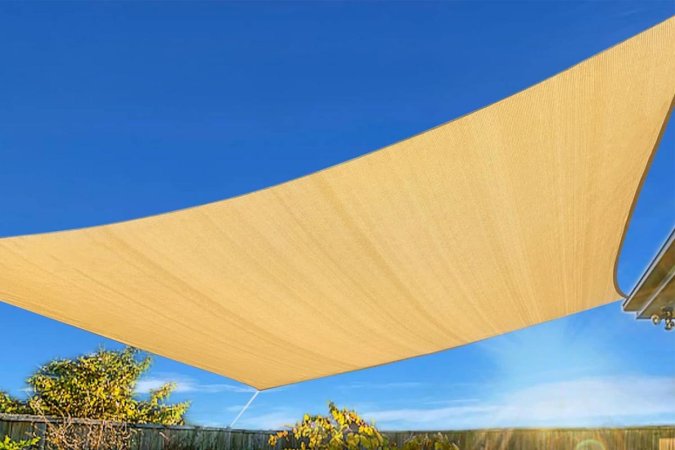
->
[1,2,673,430]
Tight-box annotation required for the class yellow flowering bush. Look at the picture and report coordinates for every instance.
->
[269,402,389,450]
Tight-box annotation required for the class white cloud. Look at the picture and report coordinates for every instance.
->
[361,375,675,430]
[135,374,254,395]
[364,404,496,428]
[235,408,300,430]
[338,381,425,390]
[225,404,246,412]
[490,375,675,427]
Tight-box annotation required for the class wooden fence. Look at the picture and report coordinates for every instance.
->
[2,414,674,450]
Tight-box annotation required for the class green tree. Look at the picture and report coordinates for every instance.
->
[0,347,189,426]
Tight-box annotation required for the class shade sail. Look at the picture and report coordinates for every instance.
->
[1,18,674,390]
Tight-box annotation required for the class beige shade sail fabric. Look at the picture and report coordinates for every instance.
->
[1,18,674,390]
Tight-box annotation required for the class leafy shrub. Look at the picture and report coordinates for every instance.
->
[0,436,40,450]
[0,392,31,415]
[0,347,188,426]
[28,347,189,425]
[0,347,189,450]
[401,433,459,450]
[269,402,389,450]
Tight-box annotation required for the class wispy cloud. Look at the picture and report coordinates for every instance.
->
[338,381,425,390]
[419,398,481,406]
[364,404,495,429]
[492,375,675,426]
[236,407,300,430]
[225,404,246,412]
[135,374,254,395]
[361,375,675,430]
[135,374,291,396]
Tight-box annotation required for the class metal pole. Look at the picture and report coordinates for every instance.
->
[229,390,260,428]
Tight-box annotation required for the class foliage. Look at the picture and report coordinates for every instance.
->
[0,347,189,450]
[269,402,389,450]
[0,347,189,426]
[132,382,188,426]
[0,392,31,415]
[0,435,40,450]
[401,433,460,450]
[269,403,463,450]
